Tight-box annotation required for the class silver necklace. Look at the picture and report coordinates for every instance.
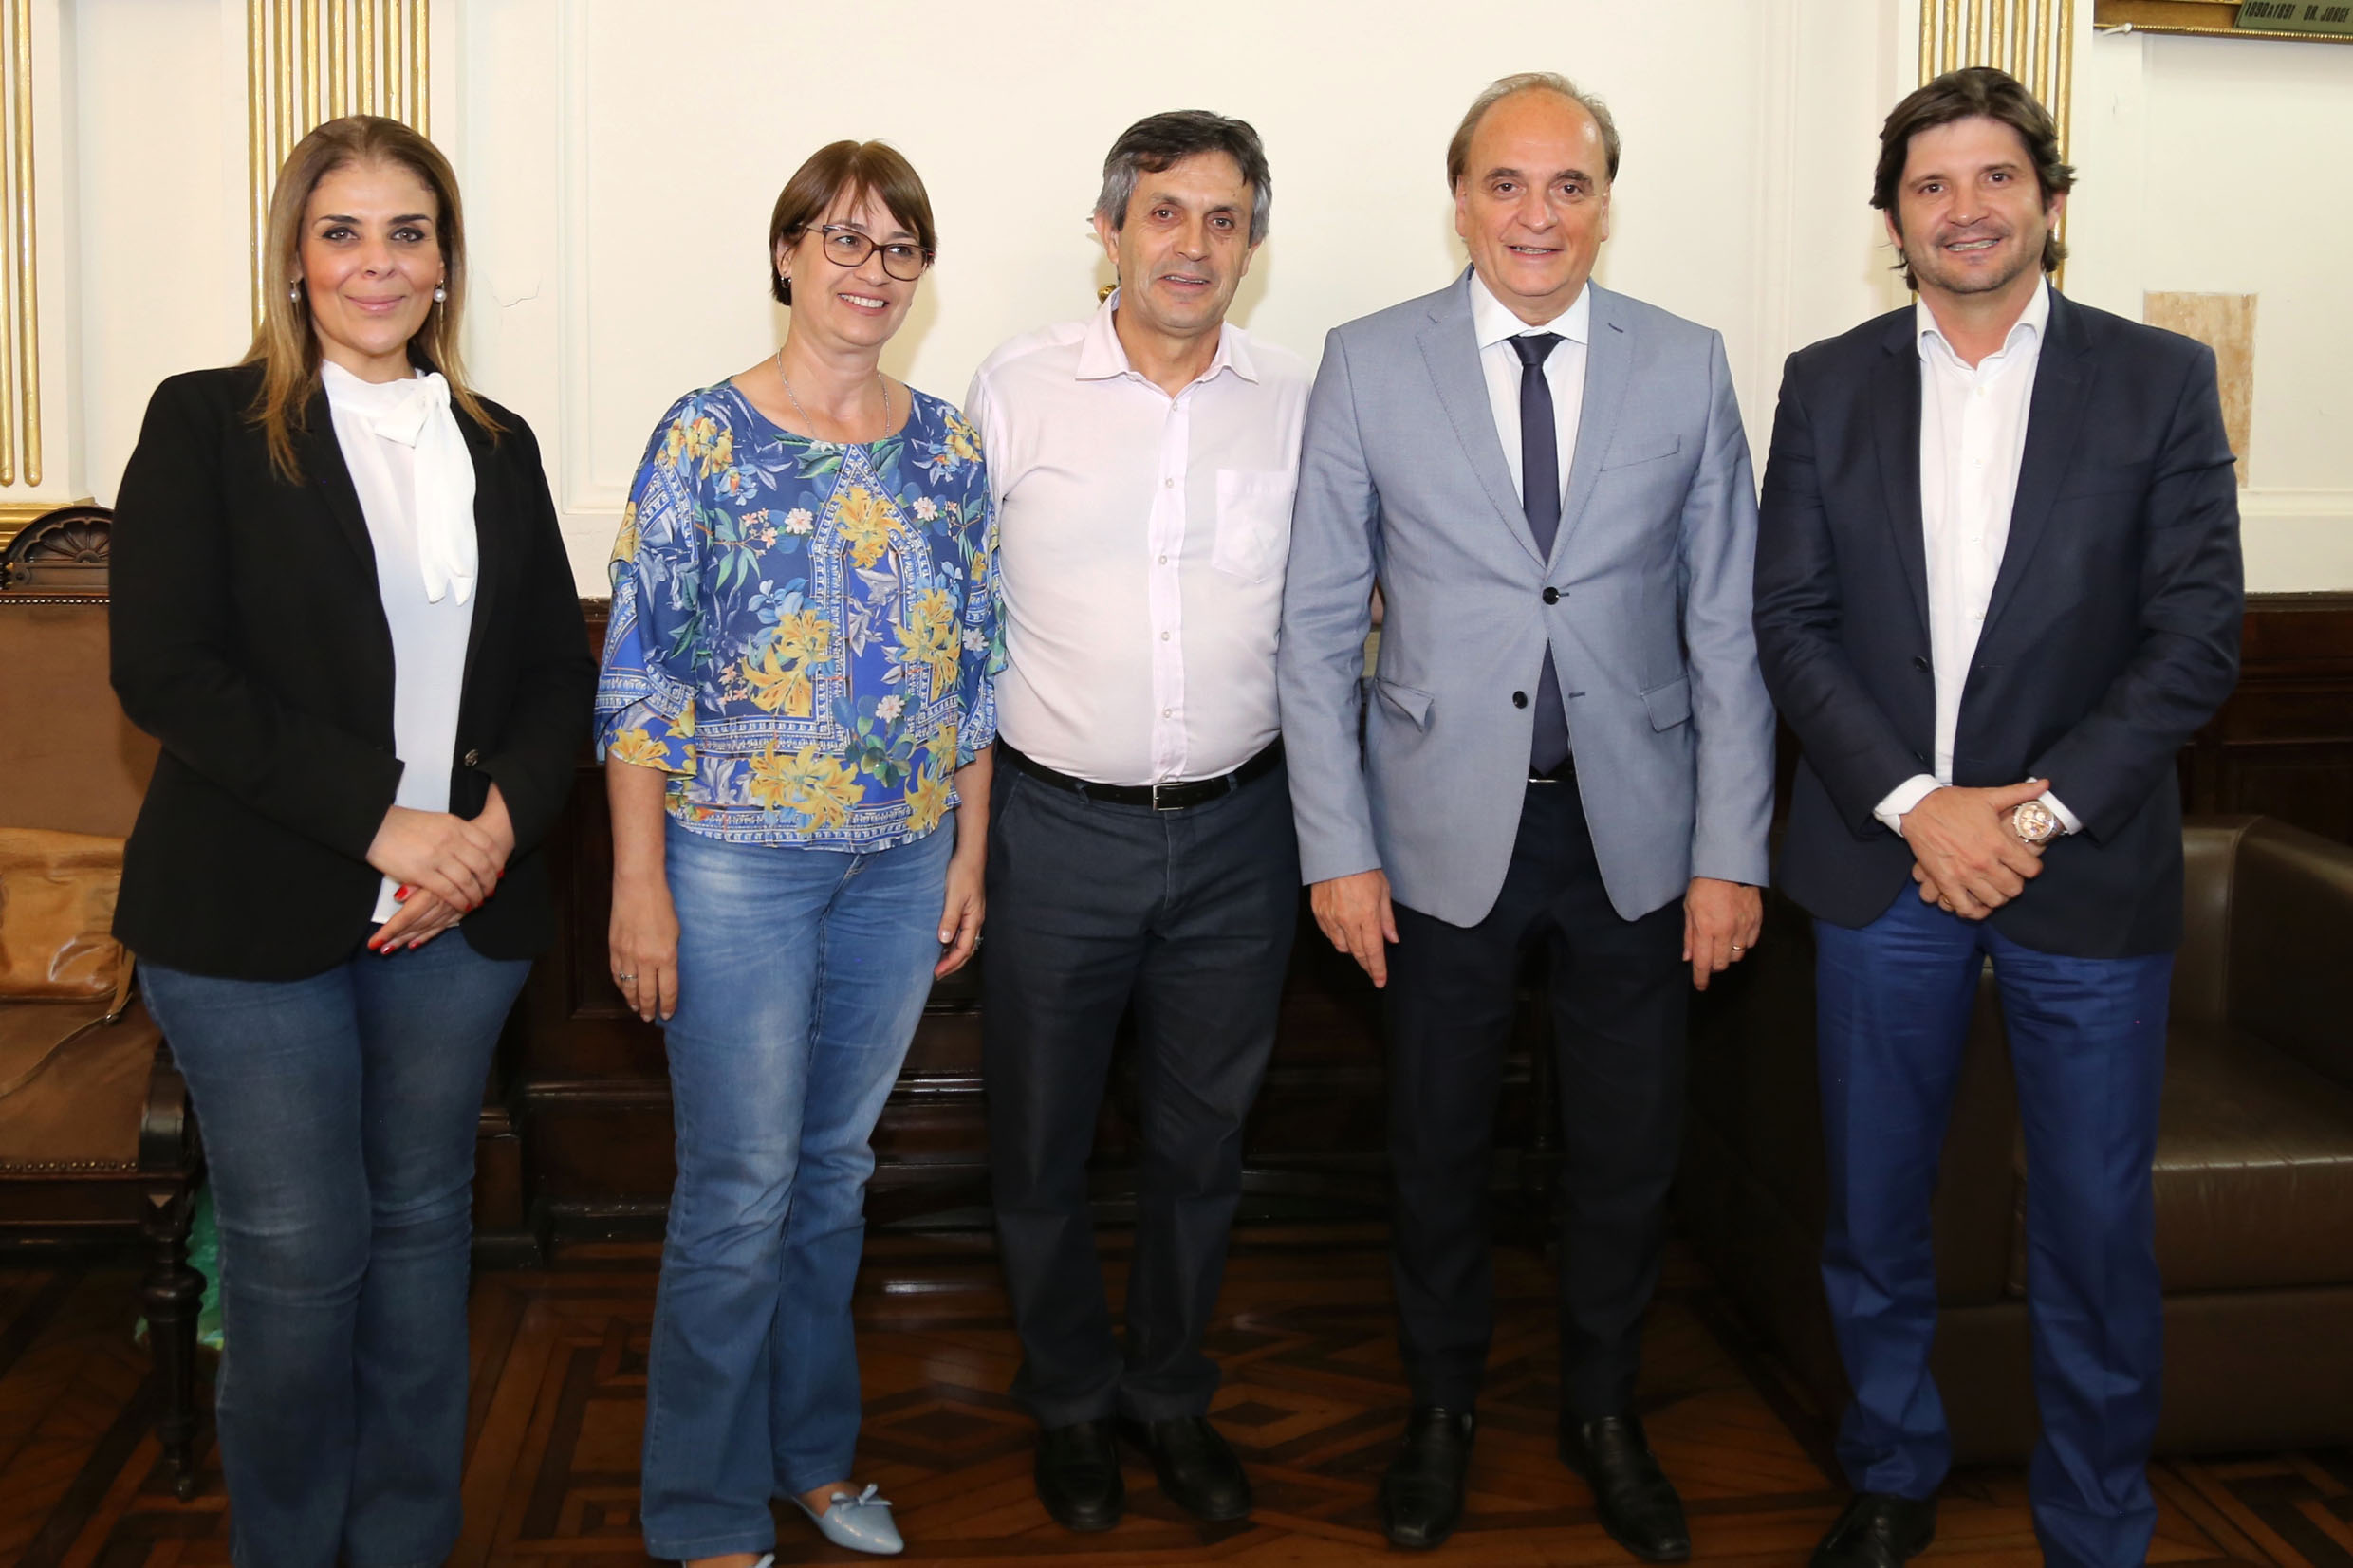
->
[775,347,889,442]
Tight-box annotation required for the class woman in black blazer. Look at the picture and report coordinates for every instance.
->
[108,116,591,1568]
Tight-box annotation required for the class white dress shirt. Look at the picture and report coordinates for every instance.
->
[1471,272,1590,507]
[1875,283,2078,836]
[322,360,477,920]
[965,291,1310,785]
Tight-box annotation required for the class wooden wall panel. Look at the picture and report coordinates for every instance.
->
[514,594,2353,1243]
[2181,593,2353,845]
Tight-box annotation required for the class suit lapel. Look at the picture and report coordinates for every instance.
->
[1871,312,1932,641]
[1415,270,1547,568]
[294,386,379,575]
[1979,290,2091,645]
[454,408,503,704]
[1555,286,1629,563]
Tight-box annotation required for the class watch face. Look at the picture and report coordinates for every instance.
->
[2015,801,2058,842]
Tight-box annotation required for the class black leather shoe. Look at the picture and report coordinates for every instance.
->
[1810,1492,1937,1568]
[1035,1419,1124,1532]
[1559,1413,1692,1562]
[1380,1407,1475,1550]
[1122,1414,1252,1522]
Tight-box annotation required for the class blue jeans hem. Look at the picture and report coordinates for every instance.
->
[641,1524,779,1559]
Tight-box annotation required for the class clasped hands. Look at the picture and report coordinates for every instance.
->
[1898,778,2049,920]
[1310,868,1761,992]
[362,785,517,953]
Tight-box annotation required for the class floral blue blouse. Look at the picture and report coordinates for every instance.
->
[594,381,1003,849]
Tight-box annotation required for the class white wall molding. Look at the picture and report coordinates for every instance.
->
[2240,491,2353,595]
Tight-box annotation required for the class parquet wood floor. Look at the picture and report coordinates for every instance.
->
[4,1228,2347,1567]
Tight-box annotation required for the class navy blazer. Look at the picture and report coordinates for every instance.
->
[109,361,595,980]
[1752,288,2243,958]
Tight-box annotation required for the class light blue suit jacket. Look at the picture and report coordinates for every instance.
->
[1279,270,1774,926]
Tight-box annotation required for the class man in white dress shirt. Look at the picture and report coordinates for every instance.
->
[1754,68,2242,1568]
[963,109,1309,1536]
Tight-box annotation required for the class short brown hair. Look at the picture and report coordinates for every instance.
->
[1446,71,1621,191]
[768,141,937,306]
[246,115,495,481]
[1874,66,2074,289]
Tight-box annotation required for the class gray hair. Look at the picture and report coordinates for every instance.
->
[1094,109,1272,247]
[1447,71,1622,189]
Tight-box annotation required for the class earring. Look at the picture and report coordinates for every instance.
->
[287,282,301,304]
[433,283,446,303]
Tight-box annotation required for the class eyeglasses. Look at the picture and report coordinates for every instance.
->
[809,224,935,282]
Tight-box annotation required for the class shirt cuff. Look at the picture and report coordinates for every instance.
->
[2040,790,2083,836]
[1874,774,1941,837]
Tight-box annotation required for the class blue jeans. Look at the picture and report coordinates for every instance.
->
[1814,890,2172,1568]
[139,932,530,1568]
[639,817,953,1560]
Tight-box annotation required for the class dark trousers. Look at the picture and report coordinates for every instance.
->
[1815,891,2171,1568]
[1386,770,1687,1418]
[982,761,1299,1426]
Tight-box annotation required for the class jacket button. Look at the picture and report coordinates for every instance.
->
[462,748,481,767]
[1542,586,1560,604]
[1910,656,1930,673]
[1511,692,1529,709]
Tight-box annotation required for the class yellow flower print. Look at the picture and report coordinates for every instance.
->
[611,501,640,563]
[942,410,981,465]
[746,743,803,812]
[740,611,831,718]
[905,765,953,836]
[896,588,961,695]
[924,716,960,773]
[606,725,670,771]
[793,750,866,830]
[702,426,734,479]
[836,485,895,569]
[662,420,687,468]
[682,415,719,466]
[749,743,867,829]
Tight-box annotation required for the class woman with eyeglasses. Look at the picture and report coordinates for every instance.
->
[597,140,1002,1564]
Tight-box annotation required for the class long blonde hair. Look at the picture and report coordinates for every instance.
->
[244,115,498,479]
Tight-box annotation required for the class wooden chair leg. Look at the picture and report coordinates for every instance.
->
[142,1183,204,1500]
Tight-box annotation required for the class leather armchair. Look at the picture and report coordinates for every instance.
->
[1677,816,2353,1461]
[0,509,205,1496]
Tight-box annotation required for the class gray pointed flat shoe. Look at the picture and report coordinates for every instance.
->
[792,1483,904,1556]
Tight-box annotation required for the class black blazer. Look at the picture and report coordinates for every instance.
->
[109,361,596,980]
[1753,290,2243,958]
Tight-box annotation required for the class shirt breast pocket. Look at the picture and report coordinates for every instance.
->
[1213,470,1295,583]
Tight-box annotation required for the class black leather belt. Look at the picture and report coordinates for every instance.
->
[1002,740,1283,811]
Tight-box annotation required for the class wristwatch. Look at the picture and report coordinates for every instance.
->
[2010,799,2061,845]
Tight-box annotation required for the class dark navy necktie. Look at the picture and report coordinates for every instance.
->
[1510,332,1571,774]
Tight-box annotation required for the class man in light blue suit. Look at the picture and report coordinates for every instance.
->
[1279,73,1775,1556]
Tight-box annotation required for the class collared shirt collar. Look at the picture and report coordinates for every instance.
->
[1916,277,2051,368]
[1075,286,1260,387]
[1470,269,1592,351]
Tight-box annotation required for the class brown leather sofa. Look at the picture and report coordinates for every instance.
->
[1677,815,2353,1461]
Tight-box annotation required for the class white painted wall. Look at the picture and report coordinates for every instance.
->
[2070,23,2353,591]
[52,0,2353,590]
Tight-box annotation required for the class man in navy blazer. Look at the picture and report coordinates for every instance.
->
[1753,69,2241,1568]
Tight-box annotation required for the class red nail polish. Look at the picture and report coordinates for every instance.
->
[395,886,411,902]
